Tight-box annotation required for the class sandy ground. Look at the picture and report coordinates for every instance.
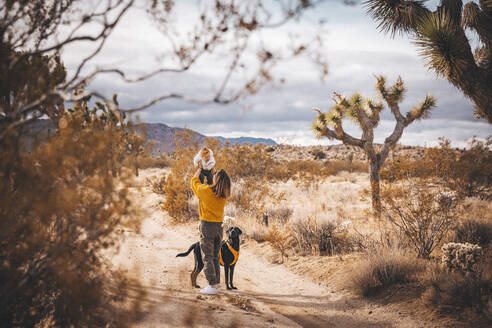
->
[109,169,431,328]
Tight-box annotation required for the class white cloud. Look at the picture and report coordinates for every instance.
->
[60,1,491,148]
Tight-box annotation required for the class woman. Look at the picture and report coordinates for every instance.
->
[190,162,231,295]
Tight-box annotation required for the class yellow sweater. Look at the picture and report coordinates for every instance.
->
[190,177,226,222]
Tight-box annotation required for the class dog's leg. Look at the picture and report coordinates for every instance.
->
[191,256,200,288]
[229,265,237,290]
[191,245,204,288]
[224,265,231,290]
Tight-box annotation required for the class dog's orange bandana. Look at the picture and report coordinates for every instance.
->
[219,241,239,266]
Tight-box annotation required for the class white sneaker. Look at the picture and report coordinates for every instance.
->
[200,285,218,295]
[214,284,222,292]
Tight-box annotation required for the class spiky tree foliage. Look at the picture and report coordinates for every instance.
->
[365,0,492,123]
[312,75,436,215]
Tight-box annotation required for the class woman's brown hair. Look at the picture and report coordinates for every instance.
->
[211,169,230,199]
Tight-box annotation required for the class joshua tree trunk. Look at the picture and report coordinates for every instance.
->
[369,158,382,216]
[134,154,139,177]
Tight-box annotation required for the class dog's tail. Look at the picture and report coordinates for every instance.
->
[176,243,196,257]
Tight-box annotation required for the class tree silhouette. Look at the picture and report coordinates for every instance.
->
[1,0,330,139]
[365,0,492,123]
[312,75,436,215]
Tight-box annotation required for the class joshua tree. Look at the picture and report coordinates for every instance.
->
[365,0,492,123]
[312,75,436,215]
[124,129,146,177]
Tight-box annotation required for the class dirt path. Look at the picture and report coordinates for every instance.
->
[110,170,428,328]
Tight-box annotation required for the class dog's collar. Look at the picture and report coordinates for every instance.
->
[219,241,239,266]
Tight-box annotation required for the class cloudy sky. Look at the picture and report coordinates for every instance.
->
[62,0,491,147]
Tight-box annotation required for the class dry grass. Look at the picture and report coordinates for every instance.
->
[451,198,492,248]
[290,216,355,256]
[147,174,167,195]
[235,212,267,243]
[138,154,172,169]
[229,172,370,258]
[347,247,425,297]
[422,262,492,315]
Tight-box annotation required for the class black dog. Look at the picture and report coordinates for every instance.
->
[176,226,242,290]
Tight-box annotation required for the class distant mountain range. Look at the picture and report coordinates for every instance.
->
[23,120,276,154]
[143,123,276,154]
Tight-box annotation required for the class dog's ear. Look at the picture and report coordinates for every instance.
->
[235,227,243,235]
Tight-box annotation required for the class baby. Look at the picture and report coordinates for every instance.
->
[193,147,216,185]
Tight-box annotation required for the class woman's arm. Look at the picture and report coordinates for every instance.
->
[191,162,206,199]
[193,161,202,178]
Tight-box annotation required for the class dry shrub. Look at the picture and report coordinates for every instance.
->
[0,111,144,326]
[163,173,194,222]
[325,159,366,175]
[139,153,171,169]
[148,174,167,195]
[265,207,292,224]
[247,226,267,243]
[452,219,492,249]
[380,157,432,182]
[422,262,492,315]
[382,179,458,258]
[264,224,293,262]
[216,143,281,181]
[452,199,492,248]
[244,222,268,243]
[161,129,199,222]
[444,137,492,200]
[348,247,424,297]
[382,137,492,200]
[291,216,354,256]
[228,177,285,218]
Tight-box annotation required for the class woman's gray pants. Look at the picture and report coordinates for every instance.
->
[199,221,223,285]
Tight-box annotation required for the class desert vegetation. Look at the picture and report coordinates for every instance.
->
[3,0,492,326]
[152,131,491,324]
[0,101,147,326]
[1,0,328,324]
